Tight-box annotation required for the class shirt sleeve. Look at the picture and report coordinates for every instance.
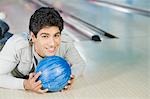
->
[0,35,25,90]
[64,43,86,78]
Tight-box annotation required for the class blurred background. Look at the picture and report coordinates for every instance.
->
[0,0,150,99]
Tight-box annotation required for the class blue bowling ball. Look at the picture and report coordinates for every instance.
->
[35,56,71,92]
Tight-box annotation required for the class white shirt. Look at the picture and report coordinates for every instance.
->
[0,32,85,90]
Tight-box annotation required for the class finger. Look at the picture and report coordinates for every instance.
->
[67,80,71,85]
[70,75,75,79]
[29,73,35,79]
[68,77,74,85]
[32,72,41,82]
[33,84,42,91]
[63,85,69,90]
[66,85,72,90]
[59,89,64,92]
[33,80,42,88]
[38,89,48,94]
[60,85,71,92]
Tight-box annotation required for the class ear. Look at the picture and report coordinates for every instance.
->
[30,32,36,42]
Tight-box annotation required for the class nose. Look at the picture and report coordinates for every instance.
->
[48,37,55,48]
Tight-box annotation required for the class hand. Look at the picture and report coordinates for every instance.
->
[60,75,75,92]
[23,72,48,94]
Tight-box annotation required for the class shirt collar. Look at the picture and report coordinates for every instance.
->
[32,45,43,63]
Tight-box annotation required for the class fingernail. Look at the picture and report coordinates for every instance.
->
[39,80,42,83]
[64,86,68,89]
[68,80,71,83]
[39,71,42,74]
[70,75,74,78]
[60,90,63,92]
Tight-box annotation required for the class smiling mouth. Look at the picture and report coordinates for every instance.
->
[46,48,55,53]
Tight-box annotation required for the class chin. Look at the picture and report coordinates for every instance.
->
[45,52,56,56]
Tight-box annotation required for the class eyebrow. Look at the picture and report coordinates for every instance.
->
[40,32,61,36]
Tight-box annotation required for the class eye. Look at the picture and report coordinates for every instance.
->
[41,35,48,38]
[54,34,60,38]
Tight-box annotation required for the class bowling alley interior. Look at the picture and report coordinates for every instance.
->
[0,0,149,99]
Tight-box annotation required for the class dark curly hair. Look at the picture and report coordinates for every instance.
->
[29,7,64,37]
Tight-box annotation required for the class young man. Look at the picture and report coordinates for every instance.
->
[0,7,85,93]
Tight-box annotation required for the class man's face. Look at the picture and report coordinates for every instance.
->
[31,26,61,57]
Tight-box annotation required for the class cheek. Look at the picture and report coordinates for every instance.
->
[55,41,61,47]
[35,40,46,50]
[56,38,61,46]
[39,38,48,45]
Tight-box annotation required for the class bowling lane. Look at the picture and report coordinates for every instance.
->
[45,0,150,38]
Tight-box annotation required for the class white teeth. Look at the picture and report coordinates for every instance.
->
[47,48,55,52]
[48,48,54,50]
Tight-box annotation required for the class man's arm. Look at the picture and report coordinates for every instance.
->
[59,42,85,91]
[0,35,48,93]
[0,73,24,89]
[65,43,86,78]
[0,35,25,89]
